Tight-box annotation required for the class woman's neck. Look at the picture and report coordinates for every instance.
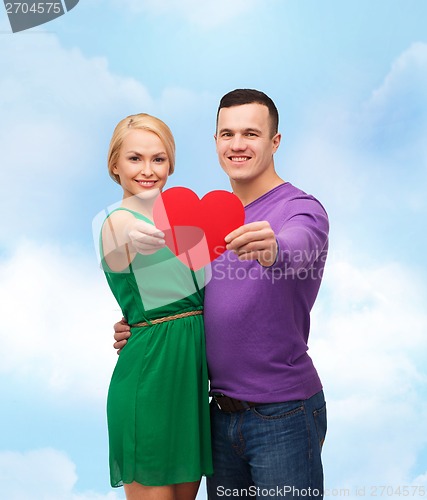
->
[121,192,160,220]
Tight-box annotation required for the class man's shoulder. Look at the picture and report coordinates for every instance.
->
[246,183,328,225]
[283,183,328,215]
[262,182,326,212]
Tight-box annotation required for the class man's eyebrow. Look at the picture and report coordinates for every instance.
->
[217,127,262,134]
[243,127,262,134]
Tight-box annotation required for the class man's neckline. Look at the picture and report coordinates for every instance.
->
[241,182,289,209]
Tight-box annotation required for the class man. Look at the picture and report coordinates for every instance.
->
[114,89,329,498]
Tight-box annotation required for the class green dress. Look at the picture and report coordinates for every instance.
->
[100,208,213,487]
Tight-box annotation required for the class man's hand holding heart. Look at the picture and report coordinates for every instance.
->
[225,221,278,267]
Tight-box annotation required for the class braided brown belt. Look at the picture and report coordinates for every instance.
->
[130,309,203,328]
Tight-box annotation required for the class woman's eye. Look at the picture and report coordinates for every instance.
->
[154,157,166,163]
[129,156,139,161]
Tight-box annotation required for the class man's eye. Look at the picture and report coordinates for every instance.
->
[222,133,232,138]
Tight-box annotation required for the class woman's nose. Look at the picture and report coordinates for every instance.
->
[139,161,153,176]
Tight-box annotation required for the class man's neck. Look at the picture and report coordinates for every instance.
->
[231,173,285,206]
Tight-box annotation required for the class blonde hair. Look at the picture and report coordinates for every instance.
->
[107,113,175,184]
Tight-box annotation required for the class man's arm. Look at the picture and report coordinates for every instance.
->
[272,198,329,272]
[225,198,329,271]
[113,318,131,354]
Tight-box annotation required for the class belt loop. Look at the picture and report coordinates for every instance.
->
[241,401,250,410]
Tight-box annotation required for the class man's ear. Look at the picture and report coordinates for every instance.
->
[214,134,218,151]
[272,133,281,153]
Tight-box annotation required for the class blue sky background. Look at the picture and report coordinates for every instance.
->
[1,1,427,498]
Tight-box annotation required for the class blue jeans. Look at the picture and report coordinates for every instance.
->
[207,390,326,499]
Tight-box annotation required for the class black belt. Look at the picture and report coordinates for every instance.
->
[212,393,263,412]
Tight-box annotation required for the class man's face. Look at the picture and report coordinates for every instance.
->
[215,103,280,184]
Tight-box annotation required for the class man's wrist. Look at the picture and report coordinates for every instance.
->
[257,239,279,268]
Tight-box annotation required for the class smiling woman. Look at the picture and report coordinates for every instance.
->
[99,113,213,500]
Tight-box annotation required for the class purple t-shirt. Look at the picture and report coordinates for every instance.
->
[204,183,329,403]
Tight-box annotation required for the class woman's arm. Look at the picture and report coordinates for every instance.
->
[102,210,165,271]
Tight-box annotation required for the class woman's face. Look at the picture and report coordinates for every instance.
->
[113,129,170,199]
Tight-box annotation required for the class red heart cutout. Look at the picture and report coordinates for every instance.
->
[153,187,245,271]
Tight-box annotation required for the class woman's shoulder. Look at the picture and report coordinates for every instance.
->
[105,207,146,223]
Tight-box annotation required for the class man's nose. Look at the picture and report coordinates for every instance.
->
[230,135,246,150]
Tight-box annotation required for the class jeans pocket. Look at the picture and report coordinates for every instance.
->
[251,401,304,420]
[313,403,327,450]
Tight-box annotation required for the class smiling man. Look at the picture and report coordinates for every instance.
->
[114,89,329,499]
[203,89,329,499]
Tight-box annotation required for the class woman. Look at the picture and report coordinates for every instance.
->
[100,113,213,500]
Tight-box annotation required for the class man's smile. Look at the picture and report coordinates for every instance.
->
[229,156,251,162]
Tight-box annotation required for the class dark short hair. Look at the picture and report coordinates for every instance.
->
[216,89,279,137]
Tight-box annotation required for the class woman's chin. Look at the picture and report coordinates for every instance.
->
[135,188,162,201]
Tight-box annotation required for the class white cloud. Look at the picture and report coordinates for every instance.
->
[362,42,427,179]
[412,471,427,487]
[0,240,119,403]
[0,448,122,500]
[114,0,261,29]
[310,253,427,491]
[367,42,427,119]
